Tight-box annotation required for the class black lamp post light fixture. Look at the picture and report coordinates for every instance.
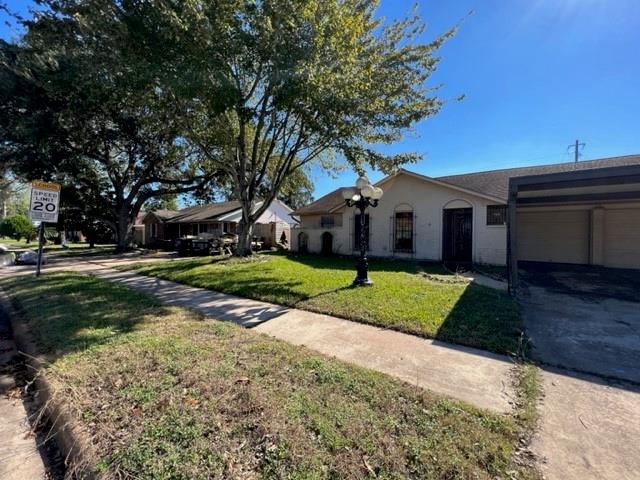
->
[342,176,384,286]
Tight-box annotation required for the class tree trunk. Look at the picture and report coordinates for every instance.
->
[235,218,253,257]
[115,209,134,252]
[86,222,96,248]
[234,192,255,256]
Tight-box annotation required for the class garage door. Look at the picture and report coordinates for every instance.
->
[603,209,640,269]
[517,210,590,264]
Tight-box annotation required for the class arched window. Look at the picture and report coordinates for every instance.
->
[297,232,309,254]
[394,204,414,253]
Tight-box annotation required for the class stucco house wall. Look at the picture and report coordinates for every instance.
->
[294,172,507,265]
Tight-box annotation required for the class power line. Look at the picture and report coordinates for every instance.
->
[568,139,586,163]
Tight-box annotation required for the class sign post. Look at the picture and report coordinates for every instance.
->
[29,181,61,277]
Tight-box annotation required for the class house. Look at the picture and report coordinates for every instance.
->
[132,211,146,246]
[291,154,640,274]
[143,199,296,248]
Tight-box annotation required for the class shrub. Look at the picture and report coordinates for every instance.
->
[0,214,34,241]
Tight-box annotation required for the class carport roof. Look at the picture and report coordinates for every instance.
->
[508,163,640,204]
[438,154,640,201]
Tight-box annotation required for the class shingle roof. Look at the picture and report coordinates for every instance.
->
[293,154,640,215]
[149,209,179,221]
[165,201,243,223]
[436,155,640,201]
[291,187,351,215]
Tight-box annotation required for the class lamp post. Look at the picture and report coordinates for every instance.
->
[342,176,384,286]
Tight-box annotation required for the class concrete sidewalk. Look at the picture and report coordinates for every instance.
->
[0,299,47,480]
[2,257,517,413]
[65,262,517,413]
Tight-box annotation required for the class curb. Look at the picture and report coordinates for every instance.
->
[0,286,98,479]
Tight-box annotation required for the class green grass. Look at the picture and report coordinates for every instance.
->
[1,238,115,255]
[0,238,40,249]
[125,253,523,354]
[44,244,116,257]
[3,273,540,479]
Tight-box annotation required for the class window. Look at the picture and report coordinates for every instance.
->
[151,223,157,238]
[394,212,413,252]
[487,205,507,225]
[320,215,335,228]
[199,224,208,234]
[353,214,370,250]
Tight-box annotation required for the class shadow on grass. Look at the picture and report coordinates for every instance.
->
[434,283,523,356]
[2,272,169,360]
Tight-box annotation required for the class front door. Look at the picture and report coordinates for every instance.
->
[321,232,333,255]
[443,208,472,263]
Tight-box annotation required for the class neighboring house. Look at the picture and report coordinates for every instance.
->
[292,155,640,271]
[142,199,297,247]
[132,211,146,246]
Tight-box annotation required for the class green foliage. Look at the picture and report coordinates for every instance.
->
[0,172,29,217]
[143,194,179,212]
[160,0,456,252]
[0,213,34,241]
[0,2,215,249]
[272,166,315,210]
[1,0,455,254]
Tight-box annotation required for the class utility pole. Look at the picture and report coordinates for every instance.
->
[568,139,585,163]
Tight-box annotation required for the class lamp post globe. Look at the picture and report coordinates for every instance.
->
[344,176,383,286]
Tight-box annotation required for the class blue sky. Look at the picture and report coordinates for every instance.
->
[3,0,640,199]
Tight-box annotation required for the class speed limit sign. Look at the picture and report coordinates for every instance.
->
[30,180,61,223]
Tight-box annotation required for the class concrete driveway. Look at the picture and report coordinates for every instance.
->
[520,262,640,383]
[520,263,640,480]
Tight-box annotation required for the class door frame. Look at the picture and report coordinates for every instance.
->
[321,231,333,255]
[442,207,473,263]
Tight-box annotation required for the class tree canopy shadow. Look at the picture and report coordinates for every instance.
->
[1,272,171,362]
[433,283,523,356]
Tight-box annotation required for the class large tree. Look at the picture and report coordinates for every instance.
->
[2,0,454,255]
[0,2,215,251]
[163,0,455,255]
[0,168,28,218]
[198,162,315,210]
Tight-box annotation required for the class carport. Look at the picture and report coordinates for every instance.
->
[507,164,640,293]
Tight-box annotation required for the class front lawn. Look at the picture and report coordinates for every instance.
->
[3,273,539,479]
[126,253,523,354]
[1,238,115,255]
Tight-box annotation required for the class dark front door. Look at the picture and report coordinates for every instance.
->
[443,208,472,263]
[321,232,333,255]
